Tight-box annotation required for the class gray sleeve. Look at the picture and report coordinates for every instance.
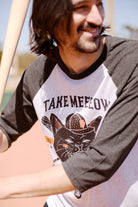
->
[62,65,138,193]
[0,56,46,145]
[0,71,38,146]
[0,55,54,147]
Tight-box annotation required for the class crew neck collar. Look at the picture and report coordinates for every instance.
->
[58,43,107,80]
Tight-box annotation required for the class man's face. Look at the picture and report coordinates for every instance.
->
[55,0,105,54]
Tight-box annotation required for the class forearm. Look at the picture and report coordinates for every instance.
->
[0,130,9,152]
[0,164,76,199]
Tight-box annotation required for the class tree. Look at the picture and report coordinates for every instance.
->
[124,25,138,40]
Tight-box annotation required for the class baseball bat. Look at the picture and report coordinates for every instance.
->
[0,0,30,109]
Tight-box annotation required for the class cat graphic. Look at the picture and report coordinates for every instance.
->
[42,113,102,162]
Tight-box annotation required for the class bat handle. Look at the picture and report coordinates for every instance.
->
[0,0,30,110]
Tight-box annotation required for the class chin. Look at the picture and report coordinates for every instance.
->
[74,36,102,53]
[76,40,101,54]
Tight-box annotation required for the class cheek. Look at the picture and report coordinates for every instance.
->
[71,14,85,31]
[99,8,105,21]
[72,12,85,21]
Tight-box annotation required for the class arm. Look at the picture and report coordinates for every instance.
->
[0,130,9,152]
[0,56,46,145]
[63,64,138,193]
[0,164,76,199]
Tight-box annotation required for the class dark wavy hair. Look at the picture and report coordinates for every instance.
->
[29,0,72,60]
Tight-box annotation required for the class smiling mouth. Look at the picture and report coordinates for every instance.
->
[78,24,100,36]
[83,27,99,35]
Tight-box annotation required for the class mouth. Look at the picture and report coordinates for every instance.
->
[83,27,99,36]
[78,24,101,37]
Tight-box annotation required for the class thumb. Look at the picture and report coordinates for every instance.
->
[0,130,3,147]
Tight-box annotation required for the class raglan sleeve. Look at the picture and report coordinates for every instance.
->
[0,64,38,147]
[62,64,138,193]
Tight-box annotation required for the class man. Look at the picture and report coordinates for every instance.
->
[0,0,137,206]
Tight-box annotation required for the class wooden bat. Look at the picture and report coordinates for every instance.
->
[0,0,30,109]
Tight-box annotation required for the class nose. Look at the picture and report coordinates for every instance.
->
[86,5,104,26]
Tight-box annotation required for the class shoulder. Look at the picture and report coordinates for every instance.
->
[104,36,138,71]
[105,36,138,63]
[103,36,138,92]
[21,55,57,99]
[25,55,52,79]
[105,36,138,52]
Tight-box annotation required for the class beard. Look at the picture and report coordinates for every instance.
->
[72,23,103,54]
[73,34,102,54]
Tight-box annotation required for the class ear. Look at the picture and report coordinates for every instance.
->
[88,116,102,132]
[50,113,63,133]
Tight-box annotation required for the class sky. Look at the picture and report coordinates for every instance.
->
[0,0,138,53]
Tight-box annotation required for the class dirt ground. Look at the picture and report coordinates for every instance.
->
[0,121,53,207]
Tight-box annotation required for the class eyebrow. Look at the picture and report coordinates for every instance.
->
[72,0,91,6]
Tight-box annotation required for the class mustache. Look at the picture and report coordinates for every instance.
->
[77,23,102,33]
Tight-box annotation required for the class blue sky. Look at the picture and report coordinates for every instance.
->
[0,0,138,53]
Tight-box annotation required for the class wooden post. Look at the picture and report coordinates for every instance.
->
[105,0,115,35]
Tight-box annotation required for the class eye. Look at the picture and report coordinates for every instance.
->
[96,1,103,8]
[66,138,74,144]
[73,4,89,12]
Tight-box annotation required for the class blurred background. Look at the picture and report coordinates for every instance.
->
[0,0,138,206]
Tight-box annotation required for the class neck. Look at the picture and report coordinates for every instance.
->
[59,37,105,75]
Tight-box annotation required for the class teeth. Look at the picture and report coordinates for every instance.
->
[90,28,97,33]
[93,28,97,32]
[83,28,98,33]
